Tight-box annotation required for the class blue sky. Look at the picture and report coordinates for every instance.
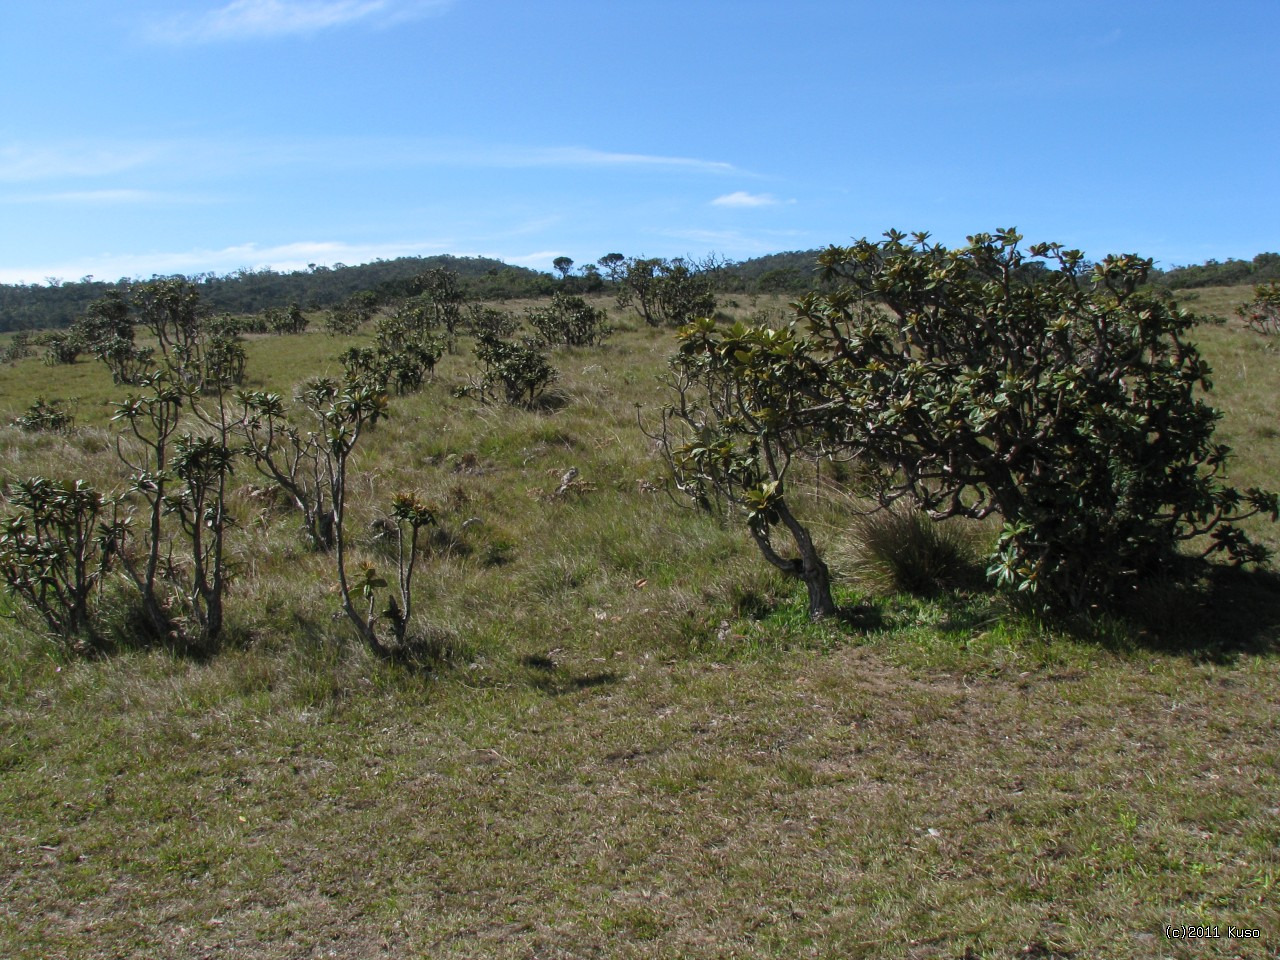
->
[2,0,1277,284]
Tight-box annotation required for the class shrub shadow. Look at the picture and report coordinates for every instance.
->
[1114,564,1280,662]
[520,653,622,695]
[526,389,571,413]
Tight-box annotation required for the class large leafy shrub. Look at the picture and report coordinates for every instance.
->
[660,229,1277,615]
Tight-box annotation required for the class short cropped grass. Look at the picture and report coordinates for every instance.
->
[0,289,1277,958]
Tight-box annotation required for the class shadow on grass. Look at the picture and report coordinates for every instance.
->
[1109,564,1280,662]
[526,389,571,413]
[841,560,1279,665]
[89,596,226,664]
[835,602,884,631]
[520,652,622,695]
[383,630,475,673]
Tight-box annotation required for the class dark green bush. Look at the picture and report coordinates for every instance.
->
[527,292,611,347]
[661,228,1278,616]
[465,334,558,406]
[11,397,74,432]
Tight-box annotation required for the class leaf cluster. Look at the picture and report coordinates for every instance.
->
[11,396,75,433]
[526,292,611,347]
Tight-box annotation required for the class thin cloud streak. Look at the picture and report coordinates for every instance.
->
[712,191,778,208]
[529,147,735,174]
[147,0,451,44]
[2,189,209,205]
[0,145,160,183]
[1,137,737,181]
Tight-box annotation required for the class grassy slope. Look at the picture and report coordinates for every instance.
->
[0,290,1277,958]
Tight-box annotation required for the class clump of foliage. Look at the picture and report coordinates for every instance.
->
[527,292,611,347]
[70,291,150,385]
[235,390,333,550]
[1237,281,1280,335]
[38,332,80,366]
[235,379,388,555]
[235,379,398,657]
[460,334,558,407]
[0,478,122,643]
[807,229,1277,608]
[297,379,393,654]
[338,311,443,395]
[324,291,379,336]
[465,303,519,340]
[264,302,308,335]
[0,331,33,363]
[55,282,247,390]
[659,229,1278,616]
[111,370,240,647]
[202,329,248,391]
[11,396,74,433]
[615,256,720,327]
[404,268,466,338]
[353,493,437,651]
[128,279,248,392]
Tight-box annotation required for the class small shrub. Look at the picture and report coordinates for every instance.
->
[527,292,611,347]
[266,303,308,335]
[461,334,558,406]
[0,477,123,642]
[1238,282,1280,335]
[95,336,154,385]
[11,397,74,433]
[616,256,719,327]
[39,333,80,366]
[466,303,519,340]
[324,306,364,336]
[1,332,33,364]
[202,331,247,390]
[339,322,442,395]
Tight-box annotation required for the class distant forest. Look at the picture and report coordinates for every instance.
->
[2,248,1277,334]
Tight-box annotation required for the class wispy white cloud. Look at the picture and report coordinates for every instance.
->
[525,146,735,174]
[0,137,737,182]
[0,144,161,183]
[0,238,456,285]
[712,191,778,208]
[147,0,451,44]
[363,141,737,174]
[2,189,208,205]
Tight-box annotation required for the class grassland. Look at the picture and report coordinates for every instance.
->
[0,289,1277,958]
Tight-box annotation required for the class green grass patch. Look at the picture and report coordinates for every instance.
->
[0,292,1277,957]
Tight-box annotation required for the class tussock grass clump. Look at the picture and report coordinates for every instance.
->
[840,503,986,597]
